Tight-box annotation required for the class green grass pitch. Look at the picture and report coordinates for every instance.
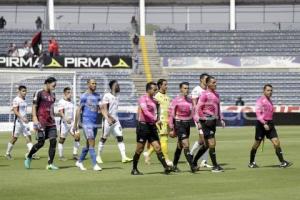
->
[0,126,299,200]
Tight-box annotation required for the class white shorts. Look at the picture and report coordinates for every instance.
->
[102,120,123,138]
[13,120,31,137]
[59,122,72,138]
[199,129,204,135]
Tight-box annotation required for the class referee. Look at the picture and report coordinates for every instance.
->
[131,82,172,175]
[248,84,292,168]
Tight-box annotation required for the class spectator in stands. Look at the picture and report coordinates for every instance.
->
[235,96,245,106]
[0,16,7,29]
[7,43,19,57]
[131,16,138,35]
[22,40,33,58]
[48,37,59,57]
[35,17,43,30]
[132,34,139,54]
[133,53,139,74]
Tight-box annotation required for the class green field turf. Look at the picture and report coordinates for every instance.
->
[0,126,299,200]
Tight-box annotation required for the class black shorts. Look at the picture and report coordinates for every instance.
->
[136,122,159,144]
[174,120,190,140]
[200,119,217,140]
[37,126,57,140]
[255,121,278,141]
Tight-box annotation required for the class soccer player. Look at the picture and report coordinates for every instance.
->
[24,77,59,170]
[194,76,225,172]
[57,87,80,161]
[131,82,172,175]
[73,79,102,171]
[5,85,34,160]
[169,82,197,173]
[96,80,132,164]
[143,79,173,166]
[248,84,292,168]
[190,73,212,168]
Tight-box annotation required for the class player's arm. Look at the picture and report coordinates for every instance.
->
[168,99,177,136]
[139,98,155,121]
[32,91,41,128]
[100,103,115,125]
[218,95,225,128]
[12,106,28,123]
[73,105,82,130]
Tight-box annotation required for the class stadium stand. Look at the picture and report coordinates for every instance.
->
[155,30,300,57]
[0,30,132,56]
[168,71,300,106]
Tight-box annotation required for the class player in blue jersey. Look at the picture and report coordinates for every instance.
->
[73,79,102,171]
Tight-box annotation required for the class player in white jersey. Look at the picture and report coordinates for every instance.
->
[96,80,133,163]
[57,87,80,161]
[5,86,36,160]
[190,73,212,168]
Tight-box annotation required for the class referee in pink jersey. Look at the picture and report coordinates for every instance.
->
[248,84,292,168]
[131,82,172,175]
[194,76,225,172]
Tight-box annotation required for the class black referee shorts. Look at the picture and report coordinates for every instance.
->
[174,120,191,141]
[200,119,217,140]
[136,122,159,144]
[255,121,278,141]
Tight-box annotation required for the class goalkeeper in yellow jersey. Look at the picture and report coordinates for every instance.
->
[143,79,173,167]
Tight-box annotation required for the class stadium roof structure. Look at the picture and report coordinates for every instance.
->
[1,0,300,5]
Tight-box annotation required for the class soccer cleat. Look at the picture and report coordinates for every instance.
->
[211,165,224,173]
[46,164,59,170]
[172,166,181,172]
[75,161,87,171]
[164,166,173,175]
[131,168,143,175]
[143,152,151,165]
[248,162,259,168]
[190,165,198,173]
[73,154,79,161]
[59,156,68,161]
[96,155,103,164]
[280,161,293,168]
[200,160,213,168]
[5,154,13,160]
[24,157,32,169]
[166,160,174,167]
[122,156,133,163]
[93,164,102,171]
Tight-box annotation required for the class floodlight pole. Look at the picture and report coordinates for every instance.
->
[47,0,55,30]
[139,0,146,36]
[230,0,236,30]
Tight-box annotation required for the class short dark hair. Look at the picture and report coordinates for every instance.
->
[63,87,71,93]
[157,79,167,89]
[109,80,118,90]
[200,73,209,81]
[18,85,27,91]
[44,77,57,84]
[146,81,157,91]
[264,84,273,90]
[87,79,95,84]
[179,82,189,88]
[206,76,215,84]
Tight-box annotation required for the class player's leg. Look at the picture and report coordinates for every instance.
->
[248,122,264,168]
[6,121,21,159]
[76,139,88,171]
[112,122,132,163]
[97,121,109,164]
[25,130,46,169]
[207,137,223,172]
[46,127,59,170]
[269,128,292,168]
[197,131,211,168]
[58,124,68,161]
[173,141,182,172]
[6,136,18,160]
[144,144,154,165]
[88,127,101,171]
[159,122,172,166]
[73,136,80,160]
[151,140,172,174]
[131,122,147,175]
